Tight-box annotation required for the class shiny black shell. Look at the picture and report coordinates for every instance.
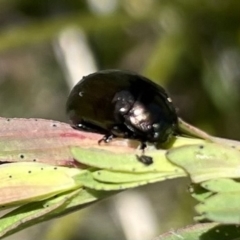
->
[66,70,178,144]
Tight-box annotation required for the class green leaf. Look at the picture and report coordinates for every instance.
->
[156,223,240,240]
[74,170,182,191]
[72,147,184,173]
[196,192,240,224]
[166,143,240,182]
[0,188,114,239]
[0,162,82,208]
[0,190,79,239]
[201,178,240,193]
[92,170,185,183]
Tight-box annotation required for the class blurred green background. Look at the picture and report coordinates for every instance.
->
[1,0,240,239]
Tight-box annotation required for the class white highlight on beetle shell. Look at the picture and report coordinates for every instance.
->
[129,103,150,131]
[79,91,84,97]
[152,123,160,130]
[119,107,128,113]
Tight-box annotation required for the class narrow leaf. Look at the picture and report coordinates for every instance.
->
[166,143,240,182]
[74,170,181,191]
[155,223,240,240]
[93,169,185,183]
[72,147,184,173]
[0,162,82,208]
[0,117,103,166]
[196,192,240,224]
[0,188,115,239]
[201,178,240,193]
[0,190,80,239]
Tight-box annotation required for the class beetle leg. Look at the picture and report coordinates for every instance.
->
[98,134,114,145]
[136,142,153,165]
[136,155,153,165]
[139,142,147,150]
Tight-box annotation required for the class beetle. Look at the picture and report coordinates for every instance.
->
[66,70,178,165]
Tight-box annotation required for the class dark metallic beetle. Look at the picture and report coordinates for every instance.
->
[66,70,178,165]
